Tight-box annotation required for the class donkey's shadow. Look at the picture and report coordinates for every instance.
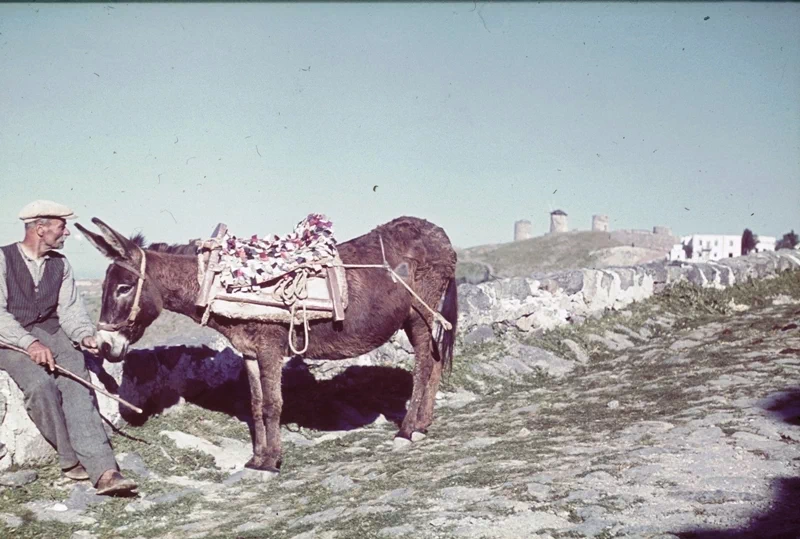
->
[91,345,413,433]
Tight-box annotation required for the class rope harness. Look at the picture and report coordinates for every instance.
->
[275,268,312,355]
[336,236,453,331]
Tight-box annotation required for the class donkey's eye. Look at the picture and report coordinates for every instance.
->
[115,284,134,296]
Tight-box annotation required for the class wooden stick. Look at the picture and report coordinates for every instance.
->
[0,340,143,414]
[214,292,333,311]
[196,222,227,307]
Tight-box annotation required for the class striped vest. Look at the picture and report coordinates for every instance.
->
[1,243,64,334]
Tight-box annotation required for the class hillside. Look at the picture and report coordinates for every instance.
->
[457,230,676,283]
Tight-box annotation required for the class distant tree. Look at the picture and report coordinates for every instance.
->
[682,242,693,259]
[741,229,757,255]
[776,230,799,250]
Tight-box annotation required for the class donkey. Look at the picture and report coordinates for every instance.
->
[76,216,458,472]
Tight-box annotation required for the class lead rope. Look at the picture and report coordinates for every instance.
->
[287,302,310,355]
[282,269,311,355]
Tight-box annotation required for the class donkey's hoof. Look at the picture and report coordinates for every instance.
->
[244,456,280,473]
[241,467,279,483]
[411,431,427,442]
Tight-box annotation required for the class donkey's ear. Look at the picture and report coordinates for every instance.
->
[75,222,125,260]
[90,217,137,260]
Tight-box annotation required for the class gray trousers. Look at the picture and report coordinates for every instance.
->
[0,326,117,484]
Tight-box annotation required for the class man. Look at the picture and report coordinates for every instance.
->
[0,200,136,496]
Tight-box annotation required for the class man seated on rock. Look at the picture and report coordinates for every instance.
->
[0,200,136,496]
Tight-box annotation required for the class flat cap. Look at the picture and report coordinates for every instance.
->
[18,200,78,223]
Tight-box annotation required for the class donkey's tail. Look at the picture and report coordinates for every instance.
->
[435,278,458,374]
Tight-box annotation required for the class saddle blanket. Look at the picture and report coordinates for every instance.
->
[218,213,338,291]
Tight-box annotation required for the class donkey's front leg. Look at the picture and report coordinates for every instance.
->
[244,357,271,470]
[257,346,284,471]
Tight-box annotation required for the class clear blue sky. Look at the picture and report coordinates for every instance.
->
[1,3,798,278]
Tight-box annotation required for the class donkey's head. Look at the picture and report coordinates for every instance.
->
[75,218,164,361]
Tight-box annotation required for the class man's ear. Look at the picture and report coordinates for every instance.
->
[34,220,47,237]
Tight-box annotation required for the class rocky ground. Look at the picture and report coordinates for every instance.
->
[1,271,799,539]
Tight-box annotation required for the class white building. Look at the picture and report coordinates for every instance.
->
[755,236,776,253]
[669,242,687,261]
[668,234,777,262]
[669,234,741,262]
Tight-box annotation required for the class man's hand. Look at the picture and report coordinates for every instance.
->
[27,341,55,372]
[81,335,99,355]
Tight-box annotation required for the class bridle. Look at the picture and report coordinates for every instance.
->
[96,246,147,332]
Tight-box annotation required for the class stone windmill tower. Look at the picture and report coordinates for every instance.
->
[513,219,533,241]
[549,210,568,234]
[592,214,609,232]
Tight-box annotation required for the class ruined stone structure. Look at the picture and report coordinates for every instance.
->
[592,214,609,232]
[549,210,568,234]
[509,209,677,248]
[514,220,533,241]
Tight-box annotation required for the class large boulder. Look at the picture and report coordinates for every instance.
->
[0,372,54,468]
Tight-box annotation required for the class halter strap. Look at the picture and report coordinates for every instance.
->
[112,258,146,281]
[126,247,147,322]
[98,247,147,331]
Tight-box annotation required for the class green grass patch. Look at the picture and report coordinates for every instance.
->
[0,456,64,506]
[443,340,509,393]
[0,520,78,539]
[653,269,800,316]
[0,459,82,539]
[111,406,231,484]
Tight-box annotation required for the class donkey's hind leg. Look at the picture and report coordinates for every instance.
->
[398,310,442,439]
[414,327,445,434]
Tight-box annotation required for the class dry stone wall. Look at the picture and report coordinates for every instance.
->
[458,250,799,339]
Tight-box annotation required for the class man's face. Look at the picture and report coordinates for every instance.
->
[39,219,70,250]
